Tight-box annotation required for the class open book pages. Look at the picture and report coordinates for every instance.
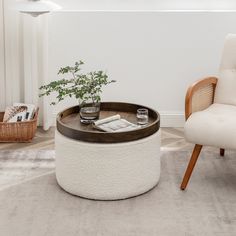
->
[93,115,141,132]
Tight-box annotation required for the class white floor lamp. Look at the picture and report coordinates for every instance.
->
[15,0,61,130]
[16,0,61,17]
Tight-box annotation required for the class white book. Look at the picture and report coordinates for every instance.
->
[3,106,28,122]
[93,115,141,132]
[13,103,36,121]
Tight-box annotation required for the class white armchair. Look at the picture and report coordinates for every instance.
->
[181,34,236,190]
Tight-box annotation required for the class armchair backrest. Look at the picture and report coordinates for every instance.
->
[214,34,236,106]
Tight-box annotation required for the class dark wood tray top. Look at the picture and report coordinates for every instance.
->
[56,102,160,143]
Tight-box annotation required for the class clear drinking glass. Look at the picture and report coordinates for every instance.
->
[137,108,149,125]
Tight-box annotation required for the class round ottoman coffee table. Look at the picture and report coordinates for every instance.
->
[55,102,160,200]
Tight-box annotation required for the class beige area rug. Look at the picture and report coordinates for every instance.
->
[0,149,236,236]
[0,150,55,190]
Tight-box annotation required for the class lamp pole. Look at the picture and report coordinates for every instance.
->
[17,0,61,129]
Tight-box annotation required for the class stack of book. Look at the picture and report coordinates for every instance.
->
[3,103,36,123]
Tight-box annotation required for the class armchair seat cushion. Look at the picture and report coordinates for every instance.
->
[185,103,236,149]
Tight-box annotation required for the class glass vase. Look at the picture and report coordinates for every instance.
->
[79,101,100,124]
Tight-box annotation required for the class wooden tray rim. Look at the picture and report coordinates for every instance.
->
[56,102,160,143]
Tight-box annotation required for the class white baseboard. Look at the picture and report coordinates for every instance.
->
[52,111,185,128]
[159,111,185,127]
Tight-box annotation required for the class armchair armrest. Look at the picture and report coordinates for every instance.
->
[185,77,218,120]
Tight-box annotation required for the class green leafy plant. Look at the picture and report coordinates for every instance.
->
[39,61,115,105]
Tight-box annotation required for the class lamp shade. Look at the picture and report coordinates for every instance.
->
[16,0,61,17]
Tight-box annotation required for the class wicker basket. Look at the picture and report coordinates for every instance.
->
[0,108,39,142]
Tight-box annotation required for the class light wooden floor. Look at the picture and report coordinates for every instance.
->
[0,127,193,151]
[0,127,55,150]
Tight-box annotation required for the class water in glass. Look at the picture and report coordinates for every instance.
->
[137,108,148,125]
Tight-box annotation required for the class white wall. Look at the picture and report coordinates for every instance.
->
[53,0,236,11]
[48,12,236,126]
[2,1,236,126]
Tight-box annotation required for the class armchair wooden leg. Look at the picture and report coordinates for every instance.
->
[180,144,202,190]
[220,148,225,156]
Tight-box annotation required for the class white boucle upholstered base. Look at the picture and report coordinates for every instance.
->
[55,130,160,200]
